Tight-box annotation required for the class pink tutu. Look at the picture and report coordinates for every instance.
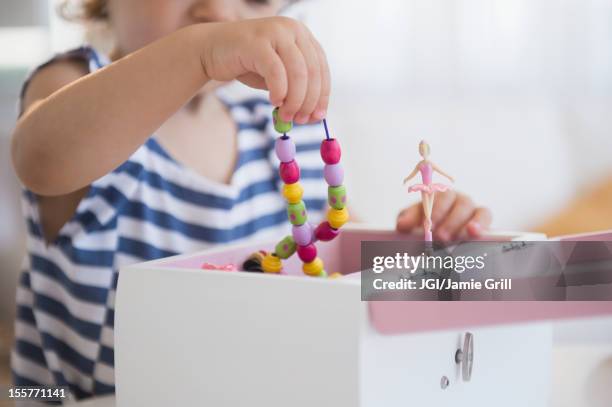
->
[408,183,450,194]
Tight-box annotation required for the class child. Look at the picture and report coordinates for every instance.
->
[10,0,491,401]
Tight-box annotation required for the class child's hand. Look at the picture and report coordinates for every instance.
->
[197,17,330,124]
[396,191,492,241]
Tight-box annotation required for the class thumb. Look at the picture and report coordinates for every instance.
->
[237,73,268,91]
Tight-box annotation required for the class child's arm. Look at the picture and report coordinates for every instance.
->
[12,17,330,196]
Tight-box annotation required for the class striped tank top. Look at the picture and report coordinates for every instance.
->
[11,46,326,402]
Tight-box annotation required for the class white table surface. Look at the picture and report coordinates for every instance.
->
[68,396,116,407]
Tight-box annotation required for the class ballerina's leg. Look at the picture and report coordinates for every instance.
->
[422,192,434,228]
[427,192,436,220]
[423,191,438,242]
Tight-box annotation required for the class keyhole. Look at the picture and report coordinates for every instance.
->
[440,376,450,389]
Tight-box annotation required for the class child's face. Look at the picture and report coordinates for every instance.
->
[108,0,286,55]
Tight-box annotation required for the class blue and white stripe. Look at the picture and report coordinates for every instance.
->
[11,46,327,402]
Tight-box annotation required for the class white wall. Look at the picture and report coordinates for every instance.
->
[0,0,49,27]
[296,0,612,229]
[0,75,26,327]
[0,2,54,327]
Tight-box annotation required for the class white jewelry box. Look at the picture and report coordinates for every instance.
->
[114,226,612,406]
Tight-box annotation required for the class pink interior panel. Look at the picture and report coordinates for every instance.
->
[159,229,422,276]
[369,301,612,334]
[553,230,612,241]
[154,228,612,334]
[159,237,346,276]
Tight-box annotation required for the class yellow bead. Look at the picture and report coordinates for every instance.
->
[282,182,303,204]
[302,257,325,277]
[329,272,343,279]
[262,254,283,274]
[327,207,349,229]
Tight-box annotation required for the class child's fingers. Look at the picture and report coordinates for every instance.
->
[310,38,331,121]
[254,45,288,107]
[294,35,322,124]
[276,43,308,122]
[466,207,492,237]
[396,204,423,233]
[435,194,475,241]
[430,190,456,225]
[237,73,269,90]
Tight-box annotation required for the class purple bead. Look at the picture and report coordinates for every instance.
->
[292,223,313,246]
[324,163,344,186]
[275,136,296,163]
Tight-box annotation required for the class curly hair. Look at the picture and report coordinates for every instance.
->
[59,0,108,21]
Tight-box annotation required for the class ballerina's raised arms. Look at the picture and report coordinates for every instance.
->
[403,140,454,242]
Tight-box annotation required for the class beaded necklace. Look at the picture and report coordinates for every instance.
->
[259,108,349,277]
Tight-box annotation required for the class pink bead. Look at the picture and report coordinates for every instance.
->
[280,160,300,184]
[324,163,344,186]
[275,136,296,163]
[314,221,340,242]
[292,223,313,246]
[320,139,341,165]
[297,244,317,263]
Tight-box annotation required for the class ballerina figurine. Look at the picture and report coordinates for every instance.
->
[403,140,454,242]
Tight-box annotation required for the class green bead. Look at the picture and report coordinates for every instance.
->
[273,107,293,134]
[287,201,307,226]
[328,185,347,210]
[275,236,297,259]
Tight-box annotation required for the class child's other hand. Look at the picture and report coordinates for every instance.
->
[396,191,492,241]
[197,17,330,124]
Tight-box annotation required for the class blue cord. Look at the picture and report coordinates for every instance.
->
[323,119,331,140]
